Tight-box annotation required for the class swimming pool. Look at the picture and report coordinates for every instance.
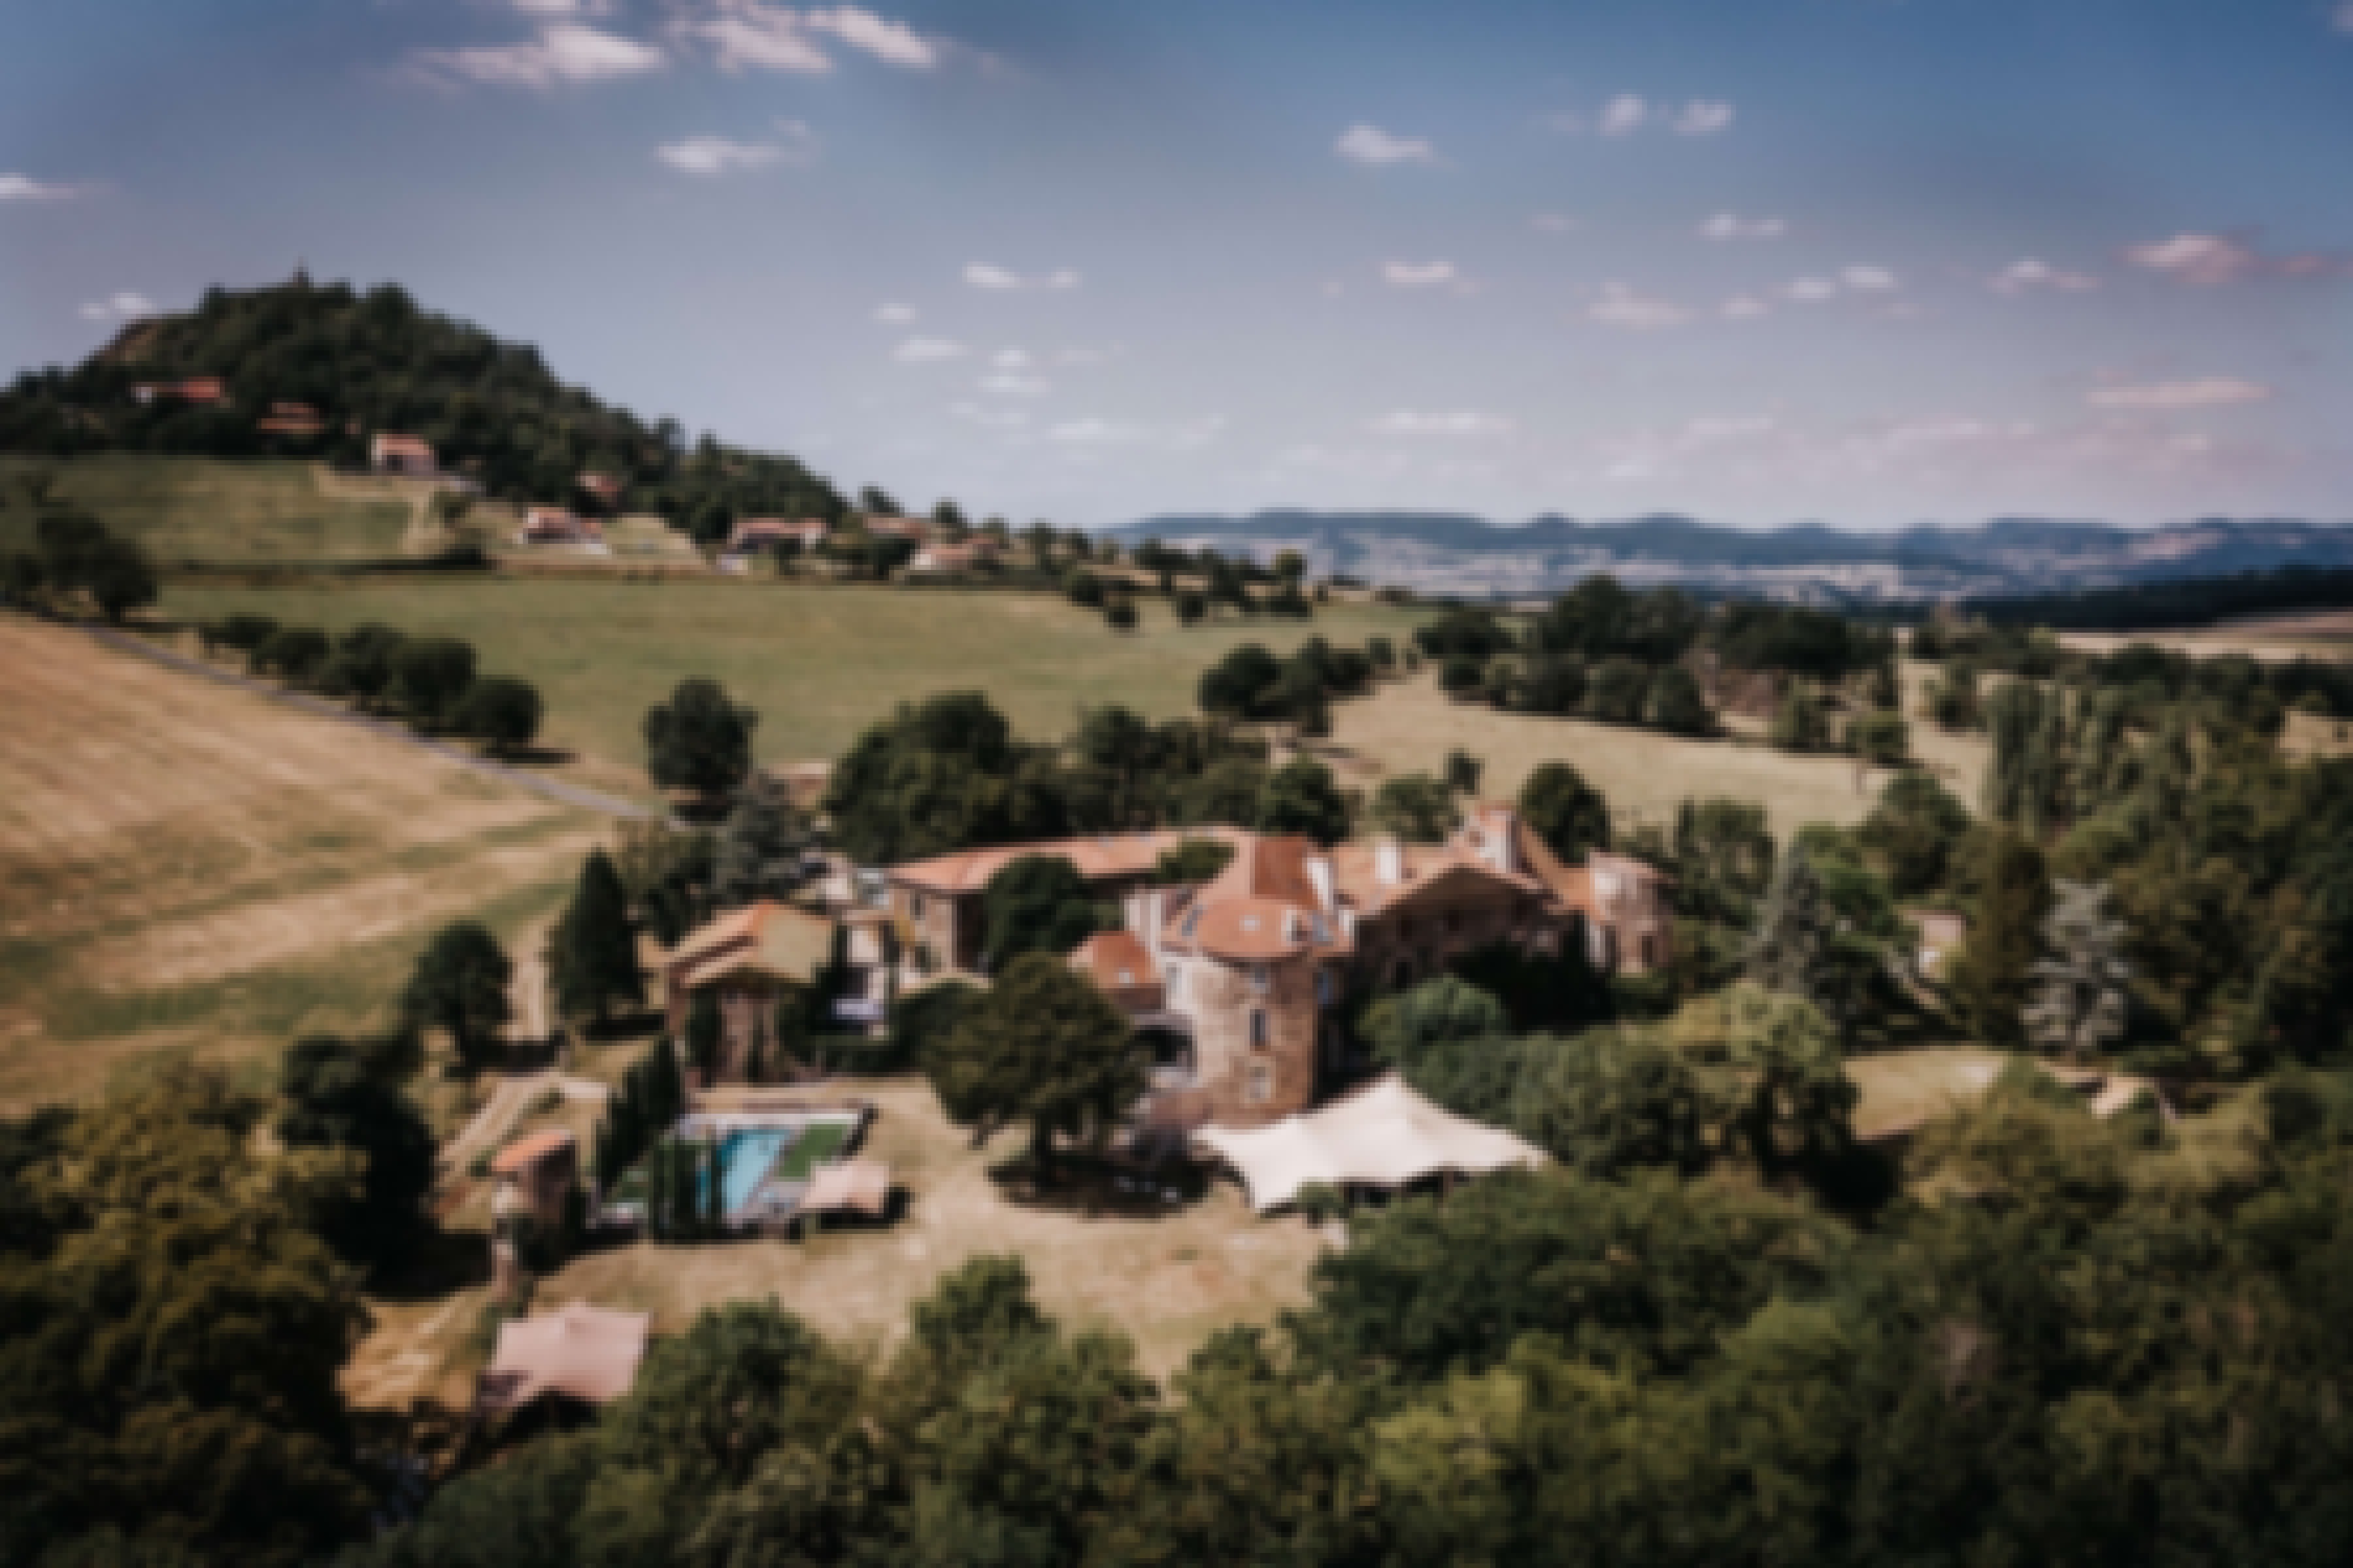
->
[716,1127,795,1215]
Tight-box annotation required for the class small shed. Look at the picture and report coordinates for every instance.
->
[490,1128,579,1229]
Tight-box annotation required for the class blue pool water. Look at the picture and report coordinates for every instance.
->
[716,1127,794,1214]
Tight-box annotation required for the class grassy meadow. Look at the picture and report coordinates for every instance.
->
[0,454,424,563]
[0,615,599,1108]
[159,576,1431,775]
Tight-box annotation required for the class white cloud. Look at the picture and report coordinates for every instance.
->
[993,348,1032,369]
[1785,276,1841,303]
[410,22,663,88]
[963,263,1080,292]
[2336,2,2353,33]
[893,336,967,362]
[873,303,916,324]
[1673,100,1735,136]
[658,124,816,175]
[1992,258,2100,295]
[1721,295,1771,321]
[79,292,158,323]
[1590,283,1690,330]
[980,372,1050,397]
[1371,410,1516,438]
[1699,213,1786,242]
[1598,94,1648,137]
[1842,265,1899,292]
[0,174,81,201]
[1530,213,1578,234]
[1335,123,1437,166]
[2089,378,2273,410]
[509,0,611,14]
[804,7,937,67]
[2128,233,2257,286]
[1382,260,1457,288]
[952,402,1028,429]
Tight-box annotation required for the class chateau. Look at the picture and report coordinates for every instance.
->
[885,806,1672,1131]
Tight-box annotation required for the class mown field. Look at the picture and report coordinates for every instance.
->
[0,454,426,563]
[159,577,1432,776]
[0,614,600,1109]
[1324,661,1990,840]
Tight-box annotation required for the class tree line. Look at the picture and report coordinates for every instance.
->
[199,612,544,754]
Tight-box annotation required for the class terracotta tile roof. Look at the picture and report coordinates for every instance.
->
[664,901,837,990]
[1327,842,1544,917]
[1185,895,1326,962]
[492,1128,576,1175]
[890,827,1243,896]
[1197,833,1322,913]
[1071,928,1160,989]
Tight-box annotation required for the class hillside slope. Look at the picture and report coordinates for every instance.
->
[0,275,843,535]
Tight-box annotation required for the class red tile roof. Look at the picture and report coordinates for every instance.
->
[890,827,1244,896]
[492,1128,576,1175]
[1071,928,1161,989]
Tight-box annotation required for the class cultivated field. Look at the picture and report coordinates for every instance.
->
[0,614,601,1108]
[0,454,439,564]
[1325,664,1990,839]
[159,578,1431,775]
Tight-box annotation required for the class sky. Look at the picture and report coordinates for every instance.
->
[3,0,2351,531]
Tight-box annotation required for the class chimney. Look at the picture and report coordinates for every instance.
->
[1376,837,1405,887]
[1306,854,1335,912]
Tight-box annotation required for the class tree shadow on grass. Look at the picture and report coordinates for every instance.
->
[984,1149,1213,1219]
[368,1222,493,1305]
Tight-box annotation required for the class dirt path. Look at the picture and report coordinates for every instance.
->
[78,620,671,825]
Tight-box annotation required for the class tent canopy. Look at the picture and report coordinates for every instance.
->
[480,1301,650,1414]
[1195,1076,1544,1214]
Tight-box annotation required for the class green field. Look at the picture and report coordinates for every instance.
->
[0,454,422,563]
[158,578,1429,774]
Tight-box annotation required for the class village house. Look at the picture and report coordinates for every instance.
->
[371,433,437,477]
[254,401,325,439]
[658,900,839,1082]
[906,539,1001,576]
[490,1128,580,1232]
[576,471,627,509]
[515,506,604,549]
[133,376,227,407]
[882,807,1674,1131]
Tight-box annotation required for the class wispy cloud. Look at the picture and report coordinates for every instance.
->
[965,263,1080,292]
[1049,416,1224,448]
[656,123,816,175]
[1335,123,1437,167]
[2089,377,2271,410]
[1530,213,1578,234]
[508,0,612,15]
[893,336,967,362]
[0,173,84,201]
[1557,95,1734,139]
[79,292,158,323]
[980,371,1050,397]
[1721,296,1771,321]
[1673,101,1735,136]
[1382,260,1458,288]
[1785,276,1841,303]
[1992,258,2100,295]
[2335,2,2353,33]
[1590,283,1690,330]
[409,22,663,88]
[2126,231,2351,286]
[1842,265,1899,292]
[1371,410,1516,438]
[675,3,943,75]
[1699,213,1786,241]
[873,303,916,324]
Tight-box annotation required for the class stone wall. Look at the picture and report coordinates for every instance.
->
[1180,951,1321,1128]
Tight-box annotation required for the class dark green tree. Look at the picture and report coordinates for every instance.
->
[389,635,477,726]
[710,771,810,908]
[927,953,1144,1180]
[550,848,643,1027]
[980,854,1104,971]
[1258,756,1352,845]
[448,676,542,754]
[1519,762,1612,863]
[316,624,406,710]
[401,922,512,1067]
[1645,663,1714,736]
[276,1035,435,1271]
[1370,773,1457,843]
[1948,829,2054,1048]
[645,678,758,804]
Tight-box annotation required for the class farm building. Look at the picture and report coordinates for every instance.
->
[659,901,841,1081]
[516,507,604,548]
[254,401,325,438]
[371,433,436,477]
[133,376,227,407]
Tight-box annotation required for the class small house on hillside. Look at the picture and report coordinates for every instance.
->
[660,901,840,1081]
[907,541,1000,576]
[491,1128,580,1231]
[133,376,228,407]
[371,433,437,477]
[516,507,604,548]
[576,472,627,508]
[256,401,325,439]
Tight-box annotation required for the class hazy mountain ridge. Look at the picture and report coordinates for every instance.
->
[1113,511,2353,603]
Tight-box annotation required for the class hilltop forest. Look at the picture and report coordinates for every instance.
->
[0,278,847,529]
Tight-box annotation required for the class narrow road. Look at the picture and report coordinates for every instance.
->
[75,620,670,824]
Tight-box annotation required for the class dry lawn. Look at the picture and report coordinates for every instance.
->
[0,615,601,1109]
[527,1076,1326,1384]
[1326,667,1990,839]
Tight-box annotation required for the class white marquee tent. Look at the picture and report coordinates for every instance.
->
[1195,1076,1545,1214]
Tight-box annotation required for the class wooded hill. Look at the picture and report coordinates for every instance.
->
[0,276,846,531]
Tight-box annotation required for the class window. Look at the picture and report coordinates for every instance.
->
[1245,1061,1274,1106]
[1250,1009,1267,1049]
[1251,963,1269,993]
[1316,969,1335,1007]
[909,893,926,920]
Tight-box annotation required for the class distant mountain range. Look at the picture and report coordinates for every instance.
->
[1112,511,2353,605]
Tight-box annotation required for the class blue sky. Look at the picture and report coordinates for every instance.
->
[3,0,2350,529]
